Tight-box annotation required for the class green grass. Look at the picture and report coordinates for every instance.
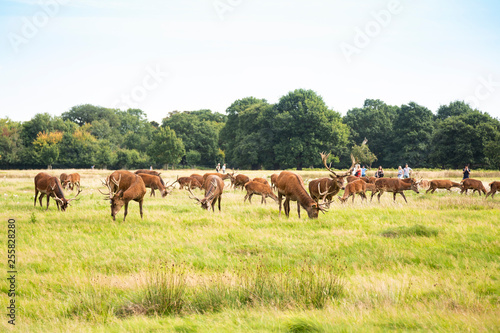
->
[0,168,499,332]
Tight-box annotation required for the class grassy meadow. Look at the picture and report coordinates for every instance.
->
[0,168,499,332]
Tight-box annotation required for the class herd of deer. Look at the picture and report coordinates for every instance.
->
[33,153,500,220]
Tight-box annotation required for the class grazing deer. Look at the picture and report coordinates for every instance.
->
[134,170,165,186]
[244,180,278,204]
[486,181,500,199]
[100,170,146,222]
[425,180,462,194]
[171,176,202,190]
[252,177,270,186]
[277,171,327,219]
[419,179,430,189]
[371,178,420,203]
[202,172,232,187]
[460,178,487,195]
[34,172,82,211]
[63,173,81,191]
[308,177,344,208]
[60,173,69,189]
[232,174,250,190]
[137,173,171,197]
[187,175,224,211]
[270,173,279,191]
[190,174,204,187]
[338,179,367,203]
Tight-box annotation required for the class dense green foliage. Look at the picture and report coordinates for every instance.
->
[1,92,500,170]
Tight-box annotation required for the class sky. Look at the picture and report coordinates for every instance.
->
[0,0,499,123]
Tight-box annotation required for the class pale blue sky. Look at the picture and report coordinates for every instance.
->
[1,0,499,122]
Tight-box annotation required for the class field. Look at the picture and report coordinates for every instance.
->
[1,168,499,332]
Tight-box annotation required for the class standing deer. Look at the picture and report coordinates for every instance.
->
[244,180,278,204]
[187,175,224,211]
[60,173,69,189]
[63,173,81,191]
[486,181,500,199]
[190,174,205,186]
[371,178,420,203]
[100,170,146,222]
[137,173,171,197]
[338,179,367,203]
[172,176,203,190]
[460,178,487,195]
[252,177,270,186]
[425,180,462,194]
[270,173,279,191]
[277,171,327,219]
[231,174,250,190]
[34,172,82,211]
[134,170,165,186]
[202,172,232,187]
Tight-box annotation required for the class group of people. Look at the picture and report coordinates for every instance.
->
[355,163,472,180]
[216,163,227,174]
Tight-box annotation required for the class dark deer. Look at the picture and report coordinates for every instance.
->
[100,170,146,222]
[425,180,462,194]
[371,178,420,203]
[63,173,81,191]
[34,172,82,211]
[187,175,224,211]
[244,180,278,204]
[137,173,171,197]
[486,181,500,199]
[460,178,487,195]
[277,171,327,219]
[338,179,367,203]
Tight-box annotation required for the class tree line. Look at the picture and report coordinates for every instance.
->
[1,89,499,170]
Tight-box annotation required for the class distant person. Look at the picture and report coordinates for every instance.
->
[222,163,226,174]
[397,166,403,179]
[91,165,94,170]
[216,163,221,173]
[375,166,384,178]
[403,164,412,179]
[150,165,153,171]
[361,165,366,177]
[463,165,470,180]
[354,164,361,177]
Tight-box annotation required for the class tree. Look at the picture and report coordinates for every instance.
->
[148,127,185,167]
[352,141,377,169]
[32,131,63,169]
[186,150,201,167]
[0,118,23,167]
[62,104,119,126]
[436,101,475,120]
[273,89,349,169]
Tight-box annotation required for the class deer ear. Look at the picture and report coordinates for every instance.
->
[116,190,124,198]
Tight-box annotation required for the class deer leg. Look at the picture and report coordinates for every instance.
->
[297,202,301,218]
[393,192,397,202]
[278,193,283,217]
[139,200,144,219]
[244,193,249,203]
[123,202,129,222]
[284,198,291,217]
[377,190,383,203]
[34,189,39,207]
[262,195,266,205]
[400,192,408,203]
[218,196,221,212]
[46,194,50,210]
[249,193,253,204]
[39,193,45,207]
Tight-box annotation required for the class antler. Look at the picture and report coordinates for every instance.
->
[317,182,332,209]
[187,181,201,203]
[99,174,121,199]
[204,179,218,203]
[320,152,356,178]
[67,188,83,203]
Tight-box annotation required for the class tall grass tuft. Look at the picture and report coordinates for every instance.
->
[381,224,439,238]
[285,317,324,333]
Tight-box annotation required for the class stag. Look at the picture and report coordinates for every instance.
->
[63,173,81,191]
[486,181,500,199]
[460,178,487,195]
[137,173,171,197]
[100,170,146,221]
[425,180,462,194]
[371,178,419,203]
[277,171,327,219]
[34,172,82,211]
[338,179,367,203]
[172,176,203,190]
[187,175,224,211]
[244,180,278,204]
[308,177,343,208]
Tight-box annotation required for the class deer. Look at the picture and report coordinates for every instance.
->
[425,180,462,194]
[100,170,146,222]
[371,178,420,203]
[252,177,270,186]
[60,173,69,189]
[171,176,203,190]
[243,180,278,204]
[34,172,82,211]
[189,174,205,186]
[63,173,81,191]
[187,175,224,211]
[364,182,378,200]
[277,171,328,219]
[232,174,250,190]
[486,181,500,199]
[338,179,367,203]
[270,173,279,191]
[202,172,232,188]
[137,173,171,197]
[460,178,487,195]
[134,169,165,186]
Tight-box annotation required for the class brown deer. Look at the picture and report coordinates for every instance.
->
[364,182,378,200]
[100,170,146,222]
[34,172,82,211]
[244,180,278,204]
[308,177,343,208]
[486,181,500,199]
[460,178,487,195]
[172,176,203,190]
[63,173,81,191]
[137,173,171,197]
[190,174,204,186]
[232,174,250,190]
[270,173,279,190]
[134,169,165,186]
[371,178,420,203]
[277,171,328,219]
[367,176,377,184]
[425,180,462,194]
[338,179,367,203]
[202,172,232,187]
[252,177,270,186]
[60,173,69,189]
[187,175,224,211]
